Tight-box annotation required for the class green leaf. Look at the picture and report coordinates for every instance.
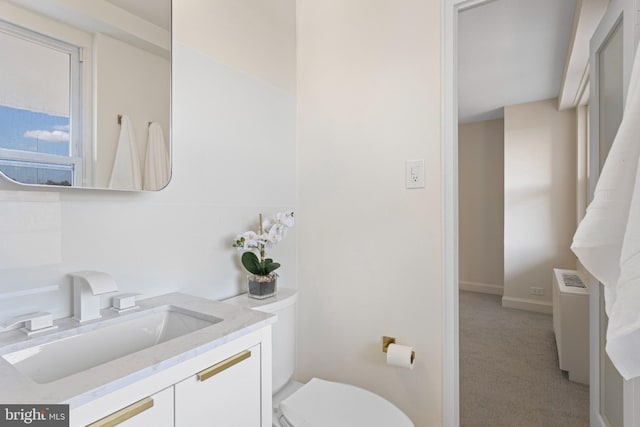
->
[264,262,281,274]
[241,252,262,275]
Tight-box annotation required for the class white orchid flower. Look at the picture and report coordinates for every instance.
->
[259,232,276,249]
[260,212,293,240]
[240,231,261,249]
[279,211,295,227]
[232,211,294,270]
[269,211,294,229]
[268,225,283,243]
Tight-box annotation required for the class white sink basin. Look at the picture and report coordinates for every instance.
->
[1,306,221,384]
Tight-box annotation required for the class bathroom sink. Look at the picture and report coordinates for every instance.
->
[0,292,275,408]
[1,306,221,384]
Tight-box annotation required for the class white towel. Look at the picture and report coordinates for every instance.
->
[143,122,170,190]
[571,42,640,379]
[108,115,142,190]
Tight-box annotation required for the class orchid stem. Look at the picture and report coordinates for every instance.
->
[259,213,265,263]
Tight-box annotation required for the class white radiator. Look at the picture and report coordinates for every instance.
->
[552,268,589,384]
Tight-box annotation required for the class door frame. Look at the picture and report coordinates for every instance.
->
[589,0,638,426]
[441,1,495,425]
[589,7,621,423]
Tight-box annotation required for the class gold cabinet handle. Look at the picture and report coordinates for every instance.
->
[197,350,251,382]
[87,397,154,427]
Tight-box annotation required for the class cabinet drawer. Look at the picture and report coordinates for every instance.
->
[84,387,173,427]
[175,344,261,427]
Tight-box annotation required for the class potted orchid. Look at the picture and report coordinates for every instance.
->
[233,211,294,299]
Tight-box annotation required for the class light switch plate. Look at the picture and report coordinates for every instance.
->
[406,159,425,189]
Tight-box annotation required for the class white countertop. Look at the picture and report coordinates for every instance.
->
[223,287,297,312]
[0,292,275,407]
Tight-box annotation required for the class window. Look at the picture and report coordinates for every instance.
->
[0,20,83,186]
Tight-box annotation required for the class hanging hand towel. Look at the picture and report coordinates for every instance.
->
[143,122,170,190]
[571,41,640,380]
[108,115,142,190]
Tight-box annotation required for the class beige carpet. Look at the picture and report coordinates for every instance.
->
[459,291,589,427]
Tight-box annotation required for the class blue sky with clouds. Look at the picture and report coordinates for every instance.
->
[0,105,70,156]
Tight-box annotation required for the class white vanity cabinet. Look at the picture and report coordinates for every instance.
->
[87,387,174,427]
[175,344,261,426]
[70,328,272,427]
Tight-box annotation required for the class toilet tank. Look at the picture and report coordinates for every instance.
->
[223,288,297,394]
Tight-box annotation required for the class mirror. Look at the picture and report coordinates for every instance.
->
[0,0,171,191]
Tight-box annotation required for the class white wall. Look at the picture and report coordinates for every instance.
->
[458,119,504,293]
[0,2,448,423]
[94,34,170,188]
[0,0,296,325]
[296,1,442,425]
[175,0,295,92]
[503,99,577,312]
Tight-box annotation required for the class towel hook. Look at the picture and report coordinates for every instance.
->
[117,114,122,125]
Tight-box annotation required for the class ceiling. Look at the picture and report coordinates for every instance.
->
[105,0,171,31]
[458,0,577,123]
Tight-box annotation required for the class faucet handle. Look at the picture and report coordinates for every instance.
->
[1,312,58,335]
[111,293,142,311]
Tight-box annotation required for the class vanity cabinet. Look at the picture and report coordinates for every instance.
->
[175,344,261,426]
[70,328,271,427]
[87,387,174,427]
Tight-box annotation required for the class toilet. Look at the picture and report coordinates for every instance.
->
[224,288,413,427]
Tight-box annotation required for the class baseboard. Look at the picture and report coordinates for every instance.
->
[591,413,608,427]
[459,281,503,296]
[502,296,552,314]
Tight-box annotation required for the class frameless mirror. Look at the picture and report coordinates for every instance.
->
[0,0,171,191]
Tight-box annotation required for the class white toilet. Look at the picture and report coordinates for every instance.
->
[225,288,413,427]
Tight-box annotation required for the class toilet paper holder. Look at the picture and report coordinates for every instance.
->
[382,336,416,363]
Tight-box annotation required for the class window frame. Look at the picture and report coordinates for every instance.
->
[0,19,84,185]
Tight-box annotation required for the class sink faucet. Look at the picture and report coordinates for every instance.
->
[69,271,119,322]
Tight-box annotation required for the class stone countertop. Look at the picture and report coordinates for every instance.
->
[0,292,275,408]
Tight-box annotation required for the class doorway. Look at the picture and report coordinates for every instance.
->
[442,0,618,425]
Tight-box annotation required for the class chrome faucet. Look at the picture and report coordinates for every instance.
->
[1,312,57,335]
[69,271,119,322]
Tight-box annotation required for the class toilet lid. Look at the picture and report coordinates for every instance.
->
[279,378,414,427]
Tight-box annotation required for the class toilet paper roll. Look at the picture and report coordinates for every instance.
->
[386,343,415,369]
